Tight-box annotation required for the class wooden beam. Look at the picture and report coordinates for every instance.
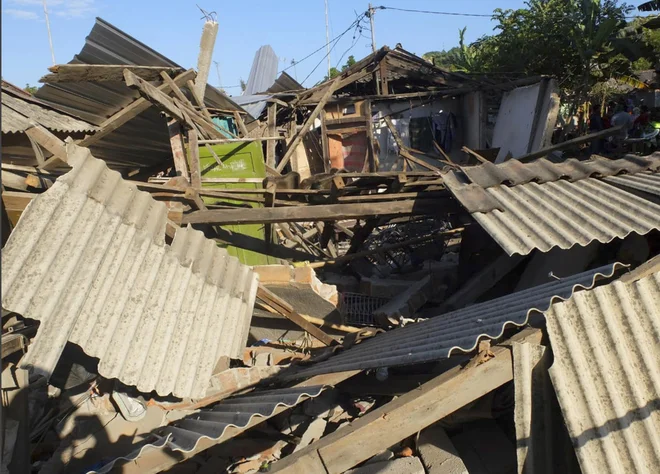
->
[233,111,249,137]
[187,129,202,189]
[25,124,67,170]
[182,198,455,225]
[40,64,183,83]
[3,191,37,226]
[256,285,338,346]
[462,146,489,164]
[269,328,543,474]
[517,126,624,163]
[364,100,376,172]
[320,111,330,170]
[199,137,284,144]
[277,80,340,173]
[75,68,196,149]
[267,103,277,168]
[167,119,190,181]
[186,79,215,123]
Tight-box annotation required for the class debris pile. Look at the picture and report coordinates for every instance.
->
[2,16,660,474]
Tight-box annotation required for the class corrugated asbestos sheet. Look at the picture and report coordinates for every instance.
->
[35,17,244,170]
[458,154,660,189]
[512,342,580,474]
[545,270,660,474]
[284,264,623,380]
[244,45,278,96]
[443,156,660,255]
[2,83,97,134]
[603,171,660,198]
[470,176,660,255]
[91,385,327,474]
[1,144,258,399]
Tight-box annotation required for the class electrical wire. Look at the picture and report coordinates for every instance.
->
[300,11,369,85]
[377,6,493,18]
[279,9,369,76]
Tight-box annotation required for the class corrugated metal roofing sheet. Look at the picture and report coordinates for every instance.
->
[34,17,244,170]
[458,154,660,189]
[244,45,279,96]
[545,269,660,474]
[91,385,327,474]
[1,144,258,399]
[283,264,624,380]
[232,94,272,120]
[267,71,303,93]
[470,177,660,256]
[2,88,96,134]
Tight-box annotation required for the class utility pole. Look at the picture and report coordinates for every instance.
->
[324,0,332,78]
[42,0,55,65]
[368,3,377,53]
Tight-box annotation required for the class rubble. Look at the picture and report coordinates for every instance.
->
[1,11,659,474]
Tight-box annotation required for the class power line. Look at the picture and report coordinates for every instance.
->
[278,9,369,76]
[377,6,493,18]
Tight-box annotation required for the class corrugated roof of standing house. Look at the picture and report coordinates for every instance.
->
[1,144,258,400]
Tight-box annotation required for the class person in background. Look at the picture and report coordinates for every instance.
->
[635,105,651,127]
[588,106,604,153]
[611,105,634,137]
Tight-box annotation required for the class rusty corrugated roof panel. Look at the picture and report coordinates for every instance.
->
[91,385,327,474]
[470,177,660,255]
[2,86,97,134]
[545,269,660,474]
[456,154,660,189]
[283,264,624,380]
[1,144,258,399]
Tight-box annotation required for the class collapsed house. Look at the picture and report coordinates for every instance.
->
[2,15,659,474]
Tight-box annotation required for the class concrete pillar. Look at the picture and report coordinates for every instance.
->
[194,20,219,100]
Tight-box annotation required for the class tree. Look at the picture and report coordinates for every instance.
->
[24,84,38,95]
[424,1,651,115]
[322,56,358,82]
[239,78,247,93]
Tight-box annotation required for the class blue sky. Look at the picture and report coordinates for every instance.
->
[0,0,581,95]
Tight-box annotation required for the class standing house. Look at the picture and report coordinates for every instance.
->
[289,46,558,173]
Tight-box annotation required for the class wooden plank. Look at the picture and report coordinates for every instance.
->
[276,79,340,173]
[320,111,330,170]
[182,198,455,225]
[186,79,215,123]
[73,69,196,150]
[160,71,196,110]
[517,126,623,162]
[461,146,489,164]
[3,191,37,226]
[270,328,543,474]
[124,69,186,121]
[256,285,338,347]
[267,103,277,168]
[187,129,202,189]
[364,100,376,172]
[233,111,249,137]
[40,64,183,83]
[167,119,190,181]
[199,137,284,144]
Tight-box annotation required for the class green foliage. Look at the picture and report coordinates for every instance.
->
[239,78,247,93]
[323,56,357,82]
[423,0,657,111]
[24,84,38,95]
